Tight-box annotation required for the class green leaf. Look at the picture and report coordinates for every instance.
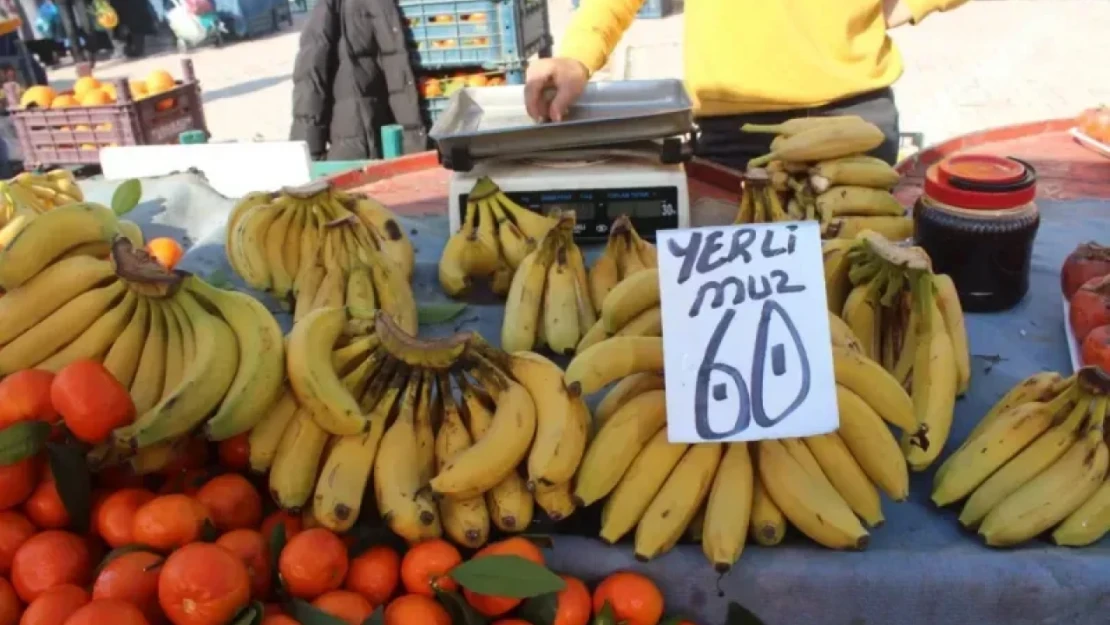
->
[286,598,348,625]
[726,601,766,625]
[593,601,616,625]
[92,544,159,578]
[449,555,565,599]
[111,178,142,216]
[46,441,92,534]
[269,519,287,591]
[229,602,262,625]
[418,303,467,326]
[360,606,385,625]
[0,421,51,465]
[435,590,488,625]
[517,591,559,625]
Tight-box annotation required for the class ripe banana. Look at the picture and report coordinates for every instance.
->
[434,389,490,548]
[265,203,297,298]
[287,307,369,436]
[748,119,885,167]
[805,433,884,527]
[129,300,168,415]
[809,155,901,193]
[599,428,688,544]
[1052,478,1110,547]
[564,336,664,397]
[102,296,150,388]
[831,346,918,436]
[230,203,281,291]
[269,406,329,512]
[827,311,864,353]
[35,289,138,372]
[835,384,910,501]
[701,442,754,572]
[601,268,660,334]
[595,372,665,428]
[588,240,620,314]
[741,116,867,138]
[967,372,1064,441]
[823,216,914,241]
[543,240,581,355]
[157,300,185,401]
[344,194,415,280]
[635,444,723,561]
[903,293,958,471]
[932,273,971,396]
[486,470,534,533]
[248,388,300,473]
[0,255,115,345]
[501,239,552,353]
[533,481,577,522]
[816,186,905,219]
[841,284,880,361]
[573,389,667,506]
[823,239,855,313]
[0,202,121,290]
[750,475,786,547]
[510,352,588,489]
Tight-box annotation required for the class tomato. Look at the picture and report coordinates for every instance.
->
[1078,105,1110,144]
[1062,242,1110,300]
[1070,275,1110,344]
[1081,325,1110,372]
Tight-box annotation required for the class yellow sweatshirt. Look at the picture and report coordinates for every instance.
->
[559,0,969,117]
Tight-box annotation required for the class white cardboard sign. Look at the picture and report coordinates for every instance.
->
[657,221,839,443]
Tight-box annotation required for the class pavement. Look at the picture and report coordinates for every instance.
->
[42,0,1110,150]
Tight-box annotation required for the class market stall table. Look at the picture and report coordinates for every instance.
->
[75,119,1110,625]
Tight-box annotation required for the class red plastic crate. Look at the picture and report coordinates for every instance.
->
[2,59,209,168]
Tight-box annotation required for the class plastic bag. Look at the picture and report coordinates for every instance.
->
[167,0,208,45]
[184,0,214,15]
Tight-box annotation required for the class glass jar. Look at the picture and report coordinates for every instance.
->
[913,154,1039,313]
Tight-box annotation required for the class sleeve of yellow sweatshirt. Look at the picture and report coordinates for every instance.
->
[904,0,971,24]
[556,0,646,74]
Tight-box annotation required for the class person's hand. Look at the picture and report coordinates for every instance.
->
[524,57,589,123]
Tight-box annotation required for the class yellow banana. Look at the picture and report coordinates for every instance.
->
[566,241,597,330]
[413,371,436,483]
[588,243,620,314]
[501,240,552,353]
[344,266,377,319]
[749,120,885,167]
[286,307,369,436]
[438,230,471,297]
[634,444,723,561]
[573,390,667,506]
[967,372,1065,441]
[265,203,297,298]
[345,194,415,280]
[741,116,868,137]
[614,307,663,338]
[281,204,308,295]
[823,239,855,313]
[157,300,185,401]
[841,284,880,361]
[365,246,418,335]
[823,216,914,241]
[434,389,490,548]
[129,300,167,415]
[701,442,754,572]
[0,255,115,345]
[575,319,607,354]
[511,352,588,489]
[230,203,281,290]
[248,388,301,473]
[0,202,120,290]
[932,274,970,396]
[903,295,958,471]
[831,346,918,435]
[595,372,665,428]
[835,384,909,501]
[543,240,581,355]
[599,428,688,544]
[809,155,901,193]
[565,336,664,397]
[103,296,150,388]
[293,264,326,323]
[601,268,660,334]
[490,190,556,242]
[166,298,195,376]
[269,406,329,512]
[35,289,137,372]
[816,186,905,218]
[805,433,884,527]
[750,476,786,546]
[1052,478,1110,547]
[534,481,577,522]
[491,200,534,269]
[486,470,534,533]
[827,311,864,353]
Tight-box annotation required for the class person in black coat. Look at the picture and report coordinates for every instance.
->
[289,0,426,161]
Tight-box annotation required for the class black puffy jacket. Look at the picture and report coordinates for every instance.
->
[290,0,427,160]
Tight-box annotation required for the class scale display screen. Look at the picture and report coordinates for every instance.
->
[455,186,680,242]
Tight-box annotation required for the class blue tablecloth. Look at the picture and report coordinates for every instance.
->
[80,174,1110,625]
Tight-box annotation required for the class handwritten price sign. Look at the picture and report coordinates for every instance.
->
[657,222,838,443]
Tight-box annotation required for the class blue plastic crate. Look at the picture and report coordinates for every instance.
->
[570,0,673,19]
[398,0,551,68]
[419,67,523,123]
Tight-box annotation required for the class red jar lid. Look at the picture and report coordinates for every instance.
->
[924,154,1037,211]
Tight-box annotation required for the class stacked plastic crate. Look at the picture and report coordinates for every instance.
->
[401,0,552,125]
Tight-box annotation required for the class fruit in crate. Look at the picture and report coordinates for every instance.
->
[18,85,56,109]
[73,76,101,99]
[79,89,113,106]
[51,94,78,108]
[419,78,443,98]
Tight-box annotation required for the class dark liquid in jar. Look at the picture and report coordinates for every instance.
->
[914,199,1040,312]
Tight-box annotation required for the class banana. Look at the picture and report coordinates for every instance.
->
[35,288,137,372]
[129,441,180,475]
[486,470,534,533]
[809,155,901,192]
[113,290,240,448]
[188,277,286,441]
[294,264,326,323]
[344,266,377,319]
[573,389,667,506]
[438,229,471,297]
[979,430,1109,547]
[902,293,958,471]
[615,233,645,278]
[831,346,918,436]
[566,241,597,330]
[103,296,150,388]
[750,476,786,546]
[311,250,346,311]
[413,371,436,482]
[501,239,552,353]
[742,116,868,138]
[960,396,1094,528]
[1052,478,1110,547]
[758,439,869,550]
[815,186,905,218]
[511,352,588,489]
[927,273,970,396]
[157,300,185,401]
[434,387,490,548]
[565,336,664,397]
[365,246,418,335]
[823,239,855,313]
[265,203,297,298]
[534,481,577,522]
[248,388,301,473]
[543,240,581,355]
[748,120,885,167]
[430,380,536,498]
[701,442,754,572]
[932,389,1076,507]
[0,255,115,345]
[345,194,415,280]
[167,298,196,375]
[491,201,534,269]
[599,427,688,544]
[968,372,1065,441]
[469,199,501,276]
[588,243,620,314]
[294,206,323,290]
[823,216,914,241]
[575,319,607,354]
[841,284,880,361]
[375,374,442,542]
[129,300,167,415]
[282,204,308,296]
[835,384,910,501]
[287,307,369,436]
[0,202,120,290]
[827,311,864,353]
[490,191,555,242]
[595,372,665,428]
[805,433,884,527]
[231,203,282,291]
[634,443,723,561]
[269,406,329,512]
[614,307,663,338]
[0,279,126,375]
[628,226,657,269]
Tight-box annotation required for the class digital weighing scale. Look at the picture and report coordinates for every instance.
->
[430,80,698,242]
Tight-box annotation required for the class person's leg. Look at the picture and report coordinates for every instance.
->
[55,0,87,62]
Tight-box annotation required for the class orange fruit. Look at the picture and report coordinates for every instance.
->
[194,474,261,531]
[278,528,349,600]
[260,511,301,542]
[101,84,117,101]
[0,370,58,427]
[0,458,39,511]
[217,434,250,471]
[261,616,298,625]
[0,510,35,575]
[463,538,544,617]
[215,529,270,600]
[23,468,69,529]
[591,572,663,625]
[92,550,163,624]
[72,77,100,100]
[10,530,92,602]
[345,545,400,605]
[95,465,145,491]
[63,598,149,625]
[312,590,374,625]
[145,238,184,271]
[95,488,155,548]
[129,80,147,98]
[77,89,112,107]
[19,85,55,108]
[400,539,461,597]
[553,576,591,625]
[20,583,90,625]
[52,360,136,444]
[0,578,19,625]
[130,494,210,551]
[384,594,450,625]
[145,70,175,94]
[158,542,251,625]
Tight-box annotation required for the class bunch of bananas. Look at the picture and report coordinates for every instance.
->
[932,368,1110,547]
[225,181,417,332]
[257,306,588,549]
[586,215,658,315]
[439,176,558,297]
[561,324,920,567]
[735,116,912,241]
[501,212,596,355]
[825,231,970,470]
